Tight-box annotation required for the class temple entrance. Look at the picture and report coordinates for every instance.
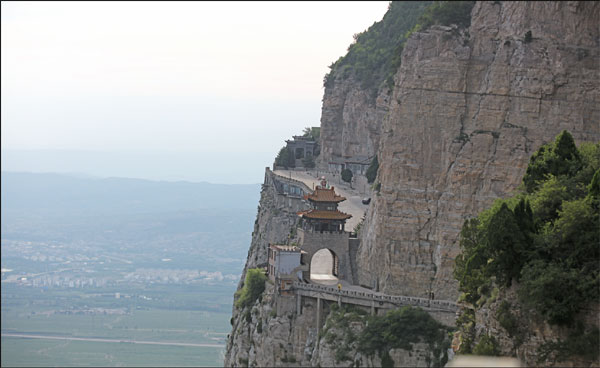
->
[310,248,339,282]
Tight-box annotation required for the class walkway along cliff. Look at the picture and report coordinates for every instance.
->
[225,2,600,366]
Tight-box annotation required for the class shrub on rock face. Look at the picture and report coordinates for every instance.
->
[472,334,500,356]
[357,306,451,365]
[366,155,379,184]
[235,268,266,309]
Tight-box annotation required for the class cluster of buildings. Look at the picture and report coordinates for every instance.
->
[276,134,374,175]
[267,177,359,293]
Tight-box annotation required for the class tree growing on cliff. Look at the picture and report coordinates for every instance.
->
[341,168,353,183]
[324,1,433,94]
[302,126,320,141]
[366,155,379,183]
[523,130,582,193]
[454,131,599,327]
[413,1,476,31]
[274,146,295,168]
[235,268,267,309]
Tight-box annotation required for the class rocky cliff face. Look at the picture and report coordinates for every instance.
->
[224,170,317,367]
[318,78,389,167]
[357,0,600,301]
[226,2,600,366]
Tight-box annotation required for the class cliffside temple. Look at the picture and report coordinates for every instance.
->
[264,171,457,331]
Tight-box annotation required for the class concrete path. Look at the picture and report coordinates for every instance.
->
[273,169,369,230]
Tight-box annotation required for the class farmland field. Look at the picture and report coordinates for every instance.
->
[1,173,259,366]
[1,337,225,367]
[1,284,234,367]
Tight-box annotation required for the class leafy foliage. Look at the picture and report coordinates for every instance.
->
[523,130,582,193]
[302,126,320,141]
[454,308,476,354]
[234,268,266,309]
[381,350,395,367]
[472,334,500,356]
[274,146,295,168]
[495,301,518,338]
[321,305,450,366]
[366,155,379,183]
[325,1,476,96]
[538,323,600,363]
[320,304,366,363]
[324,1,433,93]
[454,131,599,327]
[412,1,475,32]
[357,306,451,367]
[341,168,353,183]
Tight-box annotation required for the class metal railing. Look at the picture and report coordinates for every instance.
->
[291,281,458,312]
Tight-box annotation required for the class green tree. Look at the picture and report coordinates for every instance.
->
[302,155,316,168]
[357,306,450,357]
[274,146,291,168]
[485,203,527,286]
[324,1,433,94]
[523,130,582,192]
[366,155,379,183]
[414,1,476,31]
[513,197,535,244]
[454,130,599,329]
[235,268,267,309]
[589,169,600,200]
[453,218,490,304]
[518,260,585,325]
[341,168,353,183]
[302,127,320,141]
[472,334,500,356]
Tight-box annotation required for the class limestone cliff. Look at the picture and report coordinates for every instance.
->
[357,0,599,300]
[226,1,600,366]
[354,1,600,365]
[224,170,316,367]
[318,77,388,168]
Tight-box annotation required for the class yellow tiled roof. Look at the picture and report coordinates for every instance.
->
[297,209,352,220]
[304,186,346,203]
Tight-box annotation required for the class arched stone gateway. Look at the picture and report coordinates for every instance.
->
[297,182,354,282]
[309,248,339,281]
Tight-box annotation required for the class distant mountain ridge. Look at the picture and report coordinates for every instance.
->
[1,171,260,215]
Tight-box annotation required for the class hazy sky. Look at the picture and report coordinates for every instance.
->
[1,1,389,183]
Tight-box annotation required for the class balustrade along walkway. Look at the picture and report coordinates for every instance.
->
[290,281,458,334]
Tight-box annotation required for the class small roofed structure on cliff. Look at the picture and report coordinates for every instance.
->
[286,136,316,161]
[267,244,308,294]
[328,155,373,175]
[297,180,352,233]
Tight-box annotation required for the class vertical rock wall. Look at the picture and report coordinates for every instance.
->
[318,78,389,168]
[356,1,600,301]
[226,2,600,366]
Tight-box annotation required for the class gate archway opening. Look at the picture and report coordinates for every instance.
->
[310,248,339,281]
